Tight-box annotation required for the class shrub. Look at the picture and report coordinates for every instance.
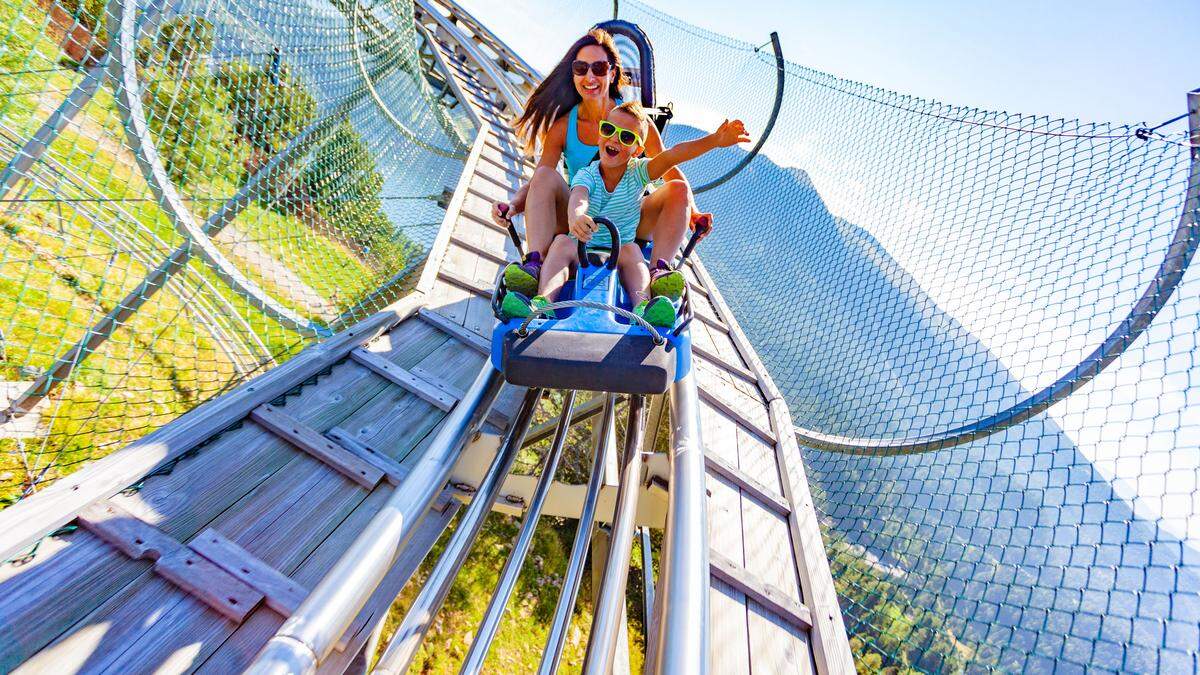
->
[215,59,317,153]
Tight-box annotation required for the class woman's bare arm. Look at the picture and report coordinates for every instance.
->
[492,118,568,223]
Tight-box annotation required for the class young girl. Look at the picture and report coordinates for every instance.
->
[501,102,750,326]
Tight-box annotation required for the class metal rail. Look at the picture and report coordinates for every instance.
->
[583,394,648,674]
[458,391,578,674]
[794,90,1200,456]
[694,32,784,195]
[649,372,710,674]
[537,394,618,675]
[246,368,505,675]
[373,387,544,675]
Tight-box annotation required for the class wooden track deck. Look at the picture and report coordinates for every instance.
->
[0,1,851,672]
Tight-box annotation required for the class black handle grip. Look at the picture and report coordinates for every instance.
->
[497,203,524,258]
[678,214,711,264]
[577,217,621,269]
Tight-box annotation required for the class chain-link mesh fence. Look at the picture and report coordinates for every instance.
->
[0,0,468,505]
[462,0,1198,671]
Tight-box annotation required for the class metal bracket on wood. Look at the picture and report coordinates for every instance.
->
[249,404,384,489]
[76,500,264,622]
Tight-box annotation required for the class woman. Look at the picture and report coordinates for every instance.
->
[491,28,709,297]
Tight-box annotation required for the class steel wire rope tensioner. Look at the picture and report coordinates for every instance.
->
[490,217,703,394]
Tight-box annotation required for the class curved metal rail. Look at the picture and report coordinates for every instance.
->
[109,0,334,338]
[794,89,1200,455]
[694,32,784,195]
[350,0,469,158]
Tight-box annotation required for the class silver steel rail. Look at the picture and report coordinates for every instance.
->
[374,387,544,675]
[537,394,618,675]
[458,391,578,674]
[246,368,505,675]
[583,394,649,674]
[792,89,1200,455]
[649,372,710,674]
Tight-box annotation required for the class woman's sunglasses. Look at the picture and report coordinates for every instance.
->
[571,59,611,77]
[598,120,643,147]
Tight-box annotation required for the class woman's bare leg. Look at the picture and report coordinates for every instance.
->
[538,235,578,302]
[524,166,570,256]
[636,180,691,266]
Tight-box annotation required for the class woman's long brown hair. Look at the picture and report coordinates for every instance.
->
[514,28,626,153]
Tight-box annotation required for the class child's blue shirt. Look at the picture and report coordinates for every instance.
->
[570,157,653,249]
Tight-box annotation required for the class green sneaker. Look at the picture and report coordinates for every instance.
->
[634,296,677,328]
[648,259,685,301]
[503,251,542,297]
[499,291,533,320]
[500,292,555,321]
[529,294,556,319]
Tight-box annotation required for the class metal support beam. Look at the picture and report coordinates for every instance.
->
[649,373,710,674]
[538,394,617,674]
[373,387,543,675]
[459,391,577,674]
[583,394,648,674]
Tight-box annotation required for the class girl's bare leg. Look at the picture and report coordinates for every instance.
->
[616,242,651,304]
[538,235,578,302]
[524,167,570,256]
[635,179,691,266]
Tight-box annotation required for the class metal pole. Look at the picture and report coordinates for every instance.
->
[582,394,648,675]
[247,368,505,675]
[649,373,709,675]
[639,526,655,631]
[459,390,578,674]
[373,387,543,675]
[695,32,784,195]
[537,394,618,675]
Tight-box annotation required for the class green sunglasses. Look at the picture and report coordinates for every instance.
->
[598,120,644,147]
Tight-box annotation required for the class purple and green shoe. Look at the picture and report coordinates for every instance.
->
[648,259,685,301]
[503,251,542,298]
[499,292,555,321]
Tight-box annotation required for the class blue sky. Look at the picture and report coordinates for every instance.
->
[460,0,1198,128]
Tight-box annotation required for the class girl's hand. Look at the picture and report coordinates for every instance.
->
[713,119,751,147]
[570,214,597,242]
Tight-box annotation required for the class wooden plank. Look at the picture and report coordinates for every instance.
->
[698,387,775,445]
[325,427,410,486]
[417,123,492,296]
[692,343,758,384]
[484,140,534,167]
[460,203,510,235]
[694,309,730,334]
[419,307,491,353]
[437,268,494,299]
[350,348,457,412]
[249,405,384,489]
[190,528,309,616]
[479,153,530,182]
[710,549,812,632]
[704,451,790,517]
[0,293,427,562]
[76,500,263,623]
[709,578,752,675]
[452,234,510,266]
[768,398,856,674]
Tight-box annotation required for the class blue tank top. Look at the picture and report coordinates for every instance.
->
[564,98,621,180]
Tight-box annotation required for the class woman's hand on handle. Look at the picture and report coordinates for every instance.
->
[690,210,714,241]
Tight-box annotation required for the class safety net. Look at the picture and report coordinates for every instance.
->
[0,0,468,506]
[473,0,1198,671]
